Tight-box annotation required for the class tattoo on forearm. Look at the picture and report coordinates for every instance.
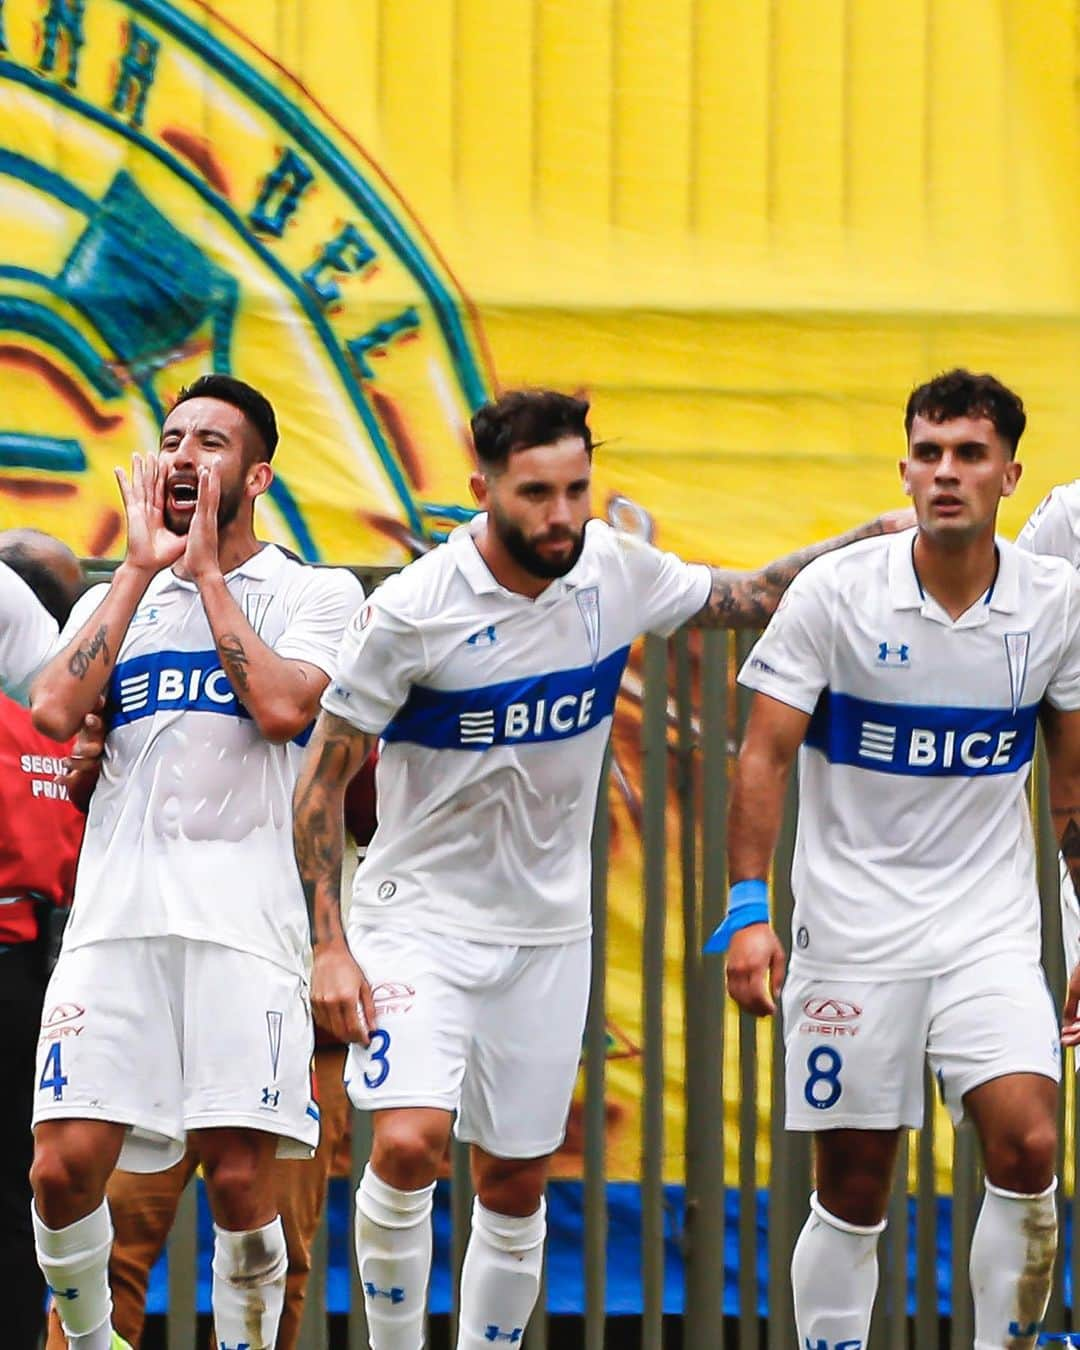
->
[68,625,111,678]
[294,734,355,945]
[218,633,250,693]
[696,517,889,629]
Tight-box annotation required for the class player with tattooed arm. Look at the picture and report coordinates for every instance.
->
[28,375,362,1350]
[291,388,912,1350]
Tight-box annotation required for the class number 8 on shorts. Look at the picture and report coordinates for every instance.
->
[804,1046,843,1110]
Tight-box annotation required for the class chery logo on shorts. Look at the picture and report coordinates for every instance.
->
[799,997,862,1038]
[372,982,416,1015]
[40,1003,86,1042]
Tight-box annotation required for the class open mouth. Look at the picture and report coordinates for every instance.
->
[167,479,198,511]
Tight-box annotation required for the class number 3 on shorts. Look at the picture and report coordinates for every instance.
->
[804,1046,842,1110]
[39,1042,68,1101]
[364,1029,392,1089]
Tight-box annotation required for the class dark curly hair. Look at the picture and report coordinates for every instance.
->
[470,390,592,470]
[904,369,1026,457]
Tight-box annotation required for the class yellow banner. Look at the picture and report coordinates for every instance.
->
[2,0,1077,1187]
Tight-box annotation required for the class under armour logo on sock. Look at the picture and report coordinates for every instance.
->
[219,1342,251,1349]
[804,1340,862,1350]
[484,1328,524,1344]
[47,1286,79,1300]
[1009,1323,1039,1338]
[364,1282,405,1303]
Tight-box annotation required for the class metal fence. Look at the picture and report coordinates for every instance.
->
[92,605,1079,1348]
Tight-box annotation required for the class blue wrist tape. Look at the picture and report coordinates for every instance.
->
[703,879,769,954]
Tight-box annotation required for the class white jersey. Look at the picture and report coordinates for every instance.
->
[322,516,710,945]
[63,545,362,974]
[0,558,58,703]
[1017,480,1080,568]
[739,530,1080,977]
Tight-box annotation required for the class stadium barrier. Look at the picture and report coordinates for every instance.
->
[78,563,1077,1349]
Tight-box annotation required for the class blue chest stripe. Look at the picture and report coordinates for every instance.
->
[805,689,1039,777]
[382,645,631,751]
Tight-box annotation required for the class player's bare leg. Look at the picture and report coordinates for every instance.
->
[192,1126,286,1350]
[455,1148,549,1350]
[964,1073,1059,1350]
[356,1107,451,1350]
[792,1128,899,1349]
[30,1119,127,1350]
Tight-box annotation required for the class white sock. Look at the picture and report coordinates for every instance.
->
[32,1200,114,1348]
[355,1164,435,1350]
[211,1216,288,1350]
[791,1191,885,1349]
[971,1177,1058,1349]
[456,1197,546,1350]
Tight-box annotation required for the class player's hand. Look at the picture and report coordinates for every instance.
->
[312,939,377,1046]
[1062,961,1080,1047]
[877,507,917,533]
[725,923,786,1017]
[184,463,222,583]
[116,453,185,575]
[57,698,106,795]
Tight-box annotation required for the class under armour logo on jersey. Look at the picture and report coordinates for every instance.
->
[364,1282,405,1303]
[466,624,498,648]
[1004,631,1031,714]
[243,592,273,634]
[484,1328,524,1344]
[261,1087,280,1108]
[576,585,601,667]
[875,641,909,666]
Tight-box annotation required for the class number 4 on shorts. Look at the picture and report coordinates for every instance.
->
[39,1042,68,1101]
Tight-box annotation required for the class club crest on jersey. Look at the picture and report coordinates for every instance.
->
[243,593,273,634]
[576,586,601,667]
[875,641,910,667]
[1004,631,1031,715]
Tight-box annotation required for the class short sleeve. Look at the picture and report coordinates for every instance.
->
[1016,487,1080,567]
[614,531,711,637]
[274,567,365,676]
[1047,570,1080,711]
[736,561,833,714]
[0,560,59,702]
[55,583,110,651]
[320,582,427,733]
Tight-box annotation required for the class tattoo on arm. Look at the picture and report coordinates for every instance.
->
[695,517,891,629]
[67,625,111,679]
[218,633,250,693]
[294,728,371,946]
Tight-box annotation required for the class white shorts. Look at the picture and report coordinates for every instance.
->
[345,927,590,1159]
[32,937,318,1171]
[782,953,1060,1131]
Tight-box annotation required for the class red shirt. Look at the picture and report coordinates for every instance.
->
[0,694,84,943]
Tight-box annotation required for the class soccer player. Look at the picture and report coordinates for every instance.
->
[28,375,362,1350]
[290,388,911,1350]
[1016,479,1080,1122]
[717,369,1080,1349]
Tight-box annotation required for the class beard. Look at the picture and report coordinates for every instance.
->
[491,505,586,580]
[164,481,245,535]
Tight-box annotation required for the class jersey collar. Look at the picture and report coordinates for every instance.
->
[156,542,285,592]
[449,515,589,603]
[887,529,1021,621]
